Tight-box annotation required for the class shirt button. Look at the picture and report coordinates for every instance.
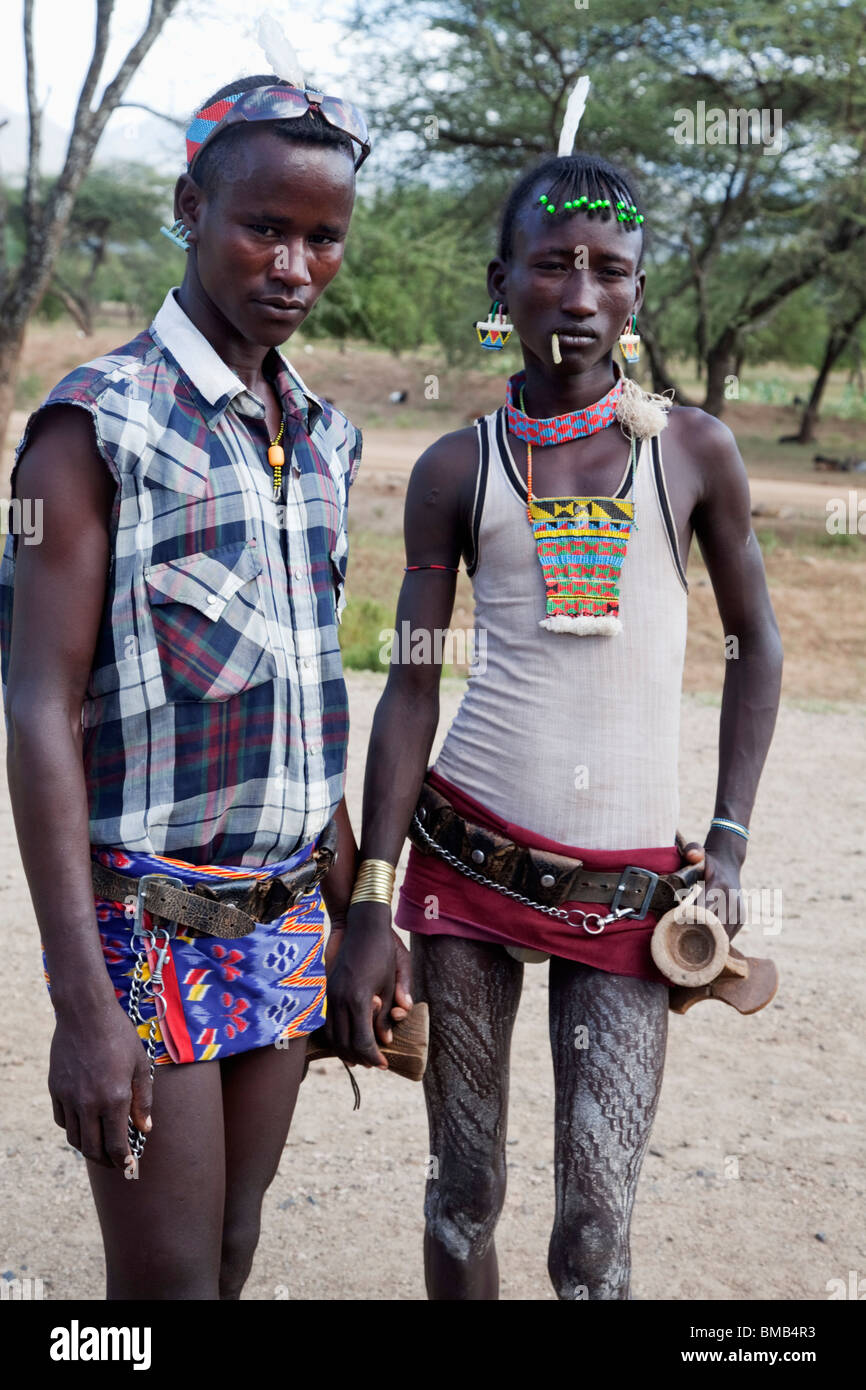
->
[206,594,218,605]
[302,658,311,669]
[294,568,303,580]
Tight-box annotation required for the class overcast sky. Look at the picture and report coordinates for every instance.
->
[0,0,361,174]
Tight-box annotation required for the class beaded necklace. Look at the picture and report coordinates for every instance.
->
[512,379,638,636]
[505,369,623,445]
[267,419,286,500]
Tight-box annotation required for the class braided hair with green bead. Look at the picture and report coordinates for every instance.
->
[539,192,642,225]
[498,153,646,262]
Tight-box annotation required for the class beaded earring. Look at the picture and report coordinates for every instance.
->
[618,314,641,364]
[474,300,513,350]
[159,218,192,251]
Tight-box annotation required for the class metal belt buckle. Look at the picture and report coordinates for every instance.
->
[134,873,186,937]
[610,866,659,922]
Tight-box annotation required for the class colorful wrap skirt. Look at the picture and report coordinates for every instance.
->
[44,841,328,1066]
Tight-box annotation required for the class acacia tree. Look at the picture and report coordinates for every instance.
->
[49,165,176,334]
[0,0,181,451]
[352,0,866,414]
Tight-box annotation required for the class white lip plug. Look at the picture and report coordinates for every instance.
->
[551,332,562,364]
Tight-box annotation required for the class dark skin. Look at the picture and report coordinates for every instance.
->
[5,128,405,1298]
[327,182,783,1294]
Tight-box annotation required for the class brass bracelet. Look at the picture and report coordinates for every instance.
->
[349,857,396,907]
[349,888,394,906]
[352,872,396,891]
[350,877,395,901]
[353,857,396,885]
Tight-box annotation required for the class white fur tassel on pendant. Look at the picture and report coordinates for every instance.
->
[557,76,591,156]
[615,377,674,439]
[540,614,623,636]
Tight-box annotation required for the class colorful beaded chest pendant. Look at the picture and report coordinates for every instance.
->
[506,371,637,636]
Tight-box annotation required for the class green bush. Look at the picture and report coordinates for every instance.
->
[13,371,43,411]
[755,528,781,555]
[339,597,392,671]
[834,386,866,422]
[817,528,862,550]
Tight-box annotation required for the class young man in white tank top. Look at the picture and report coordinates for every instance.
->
[327,152,783,1299]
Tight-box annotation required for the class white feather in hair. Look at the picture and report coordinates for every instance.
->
[256,11,306,88]
[557,75,591,157]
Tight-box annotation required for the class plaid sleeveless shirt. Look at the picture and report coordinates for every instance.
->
[0,289,361,866]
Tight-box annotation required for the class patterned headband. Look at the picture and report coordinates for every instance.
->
[186,83,371,173]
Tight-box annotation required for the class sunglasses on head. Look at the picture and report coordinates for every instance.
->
[186,83,372,173]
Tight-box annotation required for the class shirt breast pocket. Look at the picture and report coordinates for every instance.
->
[144,539,278,703]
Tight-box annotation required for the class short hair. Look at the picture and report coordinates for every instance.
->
[190,73,356,193]
[498,153,645,266]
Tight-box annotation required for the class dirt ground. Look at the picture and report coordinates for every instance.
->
[0,322,863,1301]
[0,674,863,1302]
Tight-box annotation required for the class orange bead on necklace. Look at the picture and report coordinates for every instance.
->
[267,419,286,500]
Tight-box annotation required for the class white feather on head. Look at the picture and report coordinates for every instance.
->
[255,10,306,88]
[557,76,591,157]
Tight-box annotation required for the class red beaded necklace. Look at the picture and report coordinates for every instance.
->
[505,370,623,446]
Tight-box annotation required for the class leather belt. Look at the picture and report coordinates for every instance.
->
[91,816,339,940]
[408,781,701,920]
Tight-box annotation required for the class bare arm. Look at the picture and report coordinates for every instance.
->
[320,794,358,969]
[6,405,153,1166]
[325,428,476,1064]
[691,413,784,930]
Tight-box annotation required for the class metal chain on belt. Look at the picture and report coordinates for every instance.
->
[126,945,158,1159]
[124,916,175,1160]
[411,813,631,936]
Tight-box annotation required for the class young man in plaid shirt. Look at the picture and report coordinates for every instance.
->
[0,73,409,1300]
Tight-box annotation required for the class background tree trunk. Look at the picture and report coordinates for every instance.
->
[51,281,92,335]
[0,324,30,481]
[794,306,866,443]
[0,0,180,457]
[703,328,739,416]
[638,310,699,407]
